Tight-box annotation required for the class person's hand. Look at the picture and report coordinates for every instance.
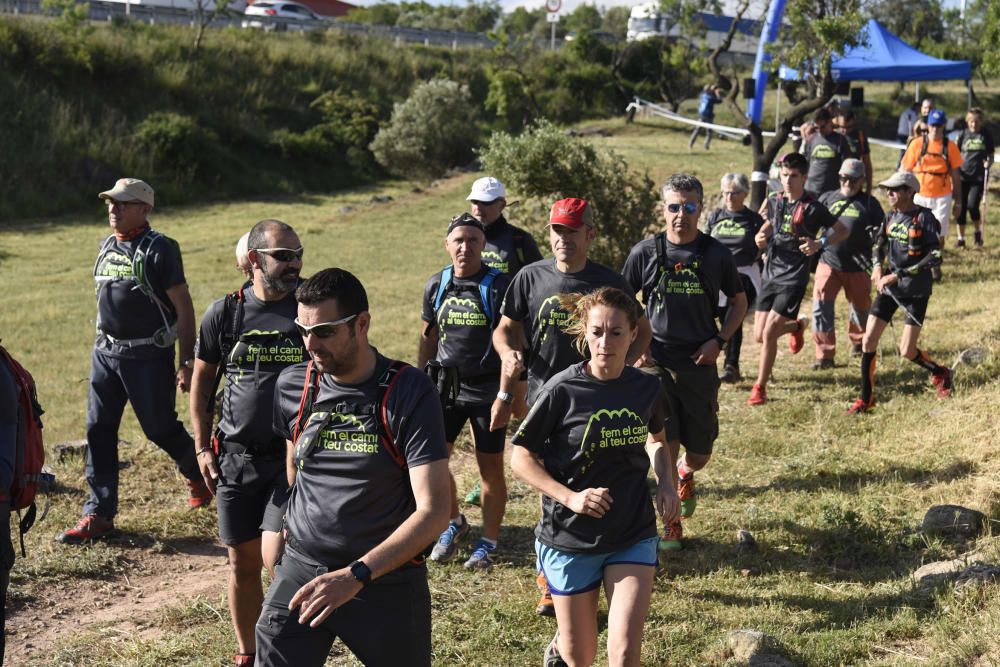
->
[290,569,363,628]
[656,478,680,526]
[633,349,654,368]
[565,487,613,518]
[876,272,898,293]
[501,350,525,378]
[490,398,512,432]
[798,238,822,256]
[196,449,219,495]
[755,229,769,249]
[690,338,721,366]
[176,366,192,392]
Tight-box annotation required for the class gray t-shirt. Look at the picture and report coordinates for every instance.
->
[762,194,837,288]
[501,259,636,404]
[421,266,510,405]
[483,217,544,275]
[818,191,884,273]
[805,131,850,196]
[196,286,304,452]
[621,233,743,364]
[93,229,186,359]
[273,351,448,571]
[512,363,664,553]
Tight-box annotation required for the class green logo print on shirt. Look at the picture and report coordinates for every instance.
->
[438,296,488,341]
[578,408,647,474]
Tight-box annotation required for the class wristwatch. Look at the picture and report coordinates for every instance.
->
[496,391,514,405]
[349,560,372,586]
[180,358,194,369]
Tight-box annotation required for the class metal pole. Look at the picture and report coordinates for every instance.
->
[550,21,555,50]
[775,84,781,134]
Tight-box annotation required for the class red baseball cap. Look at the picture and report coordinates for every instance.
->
[548,198,592,229]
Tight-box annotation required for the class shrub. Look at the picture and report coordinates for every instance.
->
[369,78,480,179]
[479,119,658,270]
[133,111,217,173]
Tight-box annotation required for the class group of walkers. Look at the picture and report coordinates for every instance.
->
[33,100,987,665]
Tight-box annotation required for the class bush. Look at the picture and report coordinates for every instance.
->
[479,119,658,270]
[132,111,218,177]
[369,78,480,179]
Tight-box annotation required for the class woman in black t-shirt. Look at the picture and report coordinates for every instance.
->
[956,108,995,247]
[511,287,680,667]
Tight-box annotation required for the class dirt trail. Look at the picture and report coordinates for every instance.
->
[6,538,230,666]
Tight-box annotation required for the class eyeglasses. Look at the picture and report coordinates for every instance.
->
[294,314,357,339]
[838,176,858,183]
[256,247,304,262]
[666,202,700,214]
[885,187,906,194]
[470,199,501,207]
[106,200,141,209]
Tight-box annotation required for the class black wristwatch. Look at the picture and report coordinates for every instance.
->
[713,335,727,347]
[349,560,372,586]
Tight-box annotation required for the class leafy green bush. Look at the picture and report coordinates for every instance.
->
[479,119,658,270]
[370,78,480,179]
[133,111,218,177]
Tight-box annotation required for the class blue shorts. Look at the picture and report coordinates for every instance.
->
[536,537,658,596]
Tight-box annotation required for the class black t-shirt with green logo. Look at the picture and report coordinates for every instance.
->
[93,229,185,359]
[273,351,448,572]
[843,128,870,159]
[805,131,850,195]
[706,208,765,267]
[877,207,940,298]
[483,217,544,275]
[512,363,664,553]
[762,194,837,288]
[501,259,636,404]
[958,130,995,180]
[818,191,884,273]
[421,266,510,405]
[196,286,304,452]
[621,233,743,364]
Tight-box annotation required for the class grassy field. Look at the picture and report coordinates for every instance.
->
[1,115,999,666]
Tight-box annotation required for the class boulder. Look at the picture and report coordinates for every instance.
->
[728,629,780,662]
[921,505,986,539]
[954,563,1000,591]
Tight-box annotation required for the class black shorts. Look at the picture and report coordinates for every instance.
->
[256,549,431,667]
[641,362,719,456]
[216,450,290,546]
[443,402,506,454]
[870,293,929,327]
[756,280,807,320]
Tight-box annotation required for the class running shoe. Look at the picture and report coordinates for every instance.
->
[464,539,496,570]
[463,479,482,506]
[789,317,807,355]
[234,654,254,667]
[811,358,835,370]
[658,521,683,552]
[974,231,984,247]
[747,383,766,406]
[719,365,741,383]
[956,238,967,248]
[544,630,567,667]
[678,468,696,518]
[57,514,114,545]
[536,572,556,617]
[187,478,213,509]
[430,515,469,563]
[846,398,873,415]
[932,367,953,399]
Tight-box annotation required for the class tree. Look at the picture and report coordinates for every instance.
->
[983,0,1000,76]
[612,37,706,111]
[192,0,232,53]
[601,6,631,40]
[565,4,602,35]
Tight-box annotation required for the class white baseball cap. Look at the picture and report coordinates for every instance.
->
[467,176,506,202]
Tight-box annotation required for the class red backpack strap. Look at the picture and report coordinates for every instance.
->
[291,361,319,443]
[377,360,412,469]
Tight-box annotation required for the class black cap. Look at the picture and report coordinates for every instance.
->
[447,212,485,236]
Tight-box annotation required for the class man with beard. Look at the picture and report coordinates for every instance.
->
[804,107,851,197]
[60,178,207,544]
[190,219,306,667]
[257,269,450,666]
[622,174,746,551]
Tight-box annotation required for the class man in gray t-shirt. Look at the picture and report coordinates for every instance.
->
[190,219,306,667]
[255,269,450,667]
[805,107,851,197]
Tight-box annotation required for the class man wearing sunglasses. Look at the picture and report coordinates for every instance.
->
[59,178,206,545]
[750,153,845,406]
[811,159,885,370]
[258,268,450,667]
[467,176,543,276]
[834,109,873,194]
[493,197,651,615]
[189,219,305,667]
[804,107,851,197]
[622,174,746,551]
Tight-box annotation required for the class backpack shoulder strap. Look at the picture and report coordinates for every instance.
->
[433,266,454,313]
[512,231,527,265]
[208,288,245,412]
[478,267,502,322]
[376,360,412,469]
[93,236,118,278]
[291,361,319,443]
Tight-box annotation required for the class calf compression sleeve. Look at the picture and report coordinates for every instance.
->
[860,352,877,404]
[909,349,945,375]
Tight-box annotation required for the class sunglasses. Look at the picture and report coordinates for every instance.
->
[666,202,699,214]
[256,247,304,262]
[839,176,858,183]
[470,199,501,207]
[294,314,357,339]
[885,187,906,194]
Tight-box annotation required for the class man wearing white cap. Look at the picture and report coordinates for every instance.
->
[59,178,208,544]
[811,158,885,368]
[467,176,543,277]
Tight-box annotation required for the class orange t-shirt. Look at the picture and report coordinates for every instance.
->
[901,136,964,197]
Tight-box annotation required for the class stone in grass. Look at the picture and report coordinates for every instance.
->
[736,529,756,553]
[921,505,986,539]
[727,629,781,662]
[53,440,88,462]
[954,563,1000,591]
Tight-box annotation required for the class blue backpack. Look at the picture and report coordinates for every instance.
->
[433,266,501,322]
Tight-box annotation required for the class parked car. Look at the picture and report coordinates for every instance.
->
[242,1,323,31]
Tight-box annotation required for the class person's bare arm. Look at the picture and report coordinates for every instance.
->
[166,283,196,392]
[189,359,220,493]
[800,220,850,256]
[286,438,296,487]
[626,315,652,366]
[490,316,527,430]
[289,459,451,627]
[510,446,611,518]
[417,322,438,371]
[645,428,679,525]
[951,167,963,216]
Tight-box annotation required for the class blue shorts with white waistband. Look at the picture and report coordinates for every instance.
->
[536,537,658,596]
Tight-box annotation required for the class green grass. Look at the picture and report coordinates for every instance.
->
[3,116,1000,666]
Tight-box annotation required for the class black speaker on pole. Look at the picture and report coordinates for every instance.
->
[850,86,864,107]
[743,78,755,100]
[834,80,850,95]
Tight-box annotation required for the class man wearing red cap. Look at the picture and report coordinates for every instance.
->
[493,197,651,616]
[622,174,746,551]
